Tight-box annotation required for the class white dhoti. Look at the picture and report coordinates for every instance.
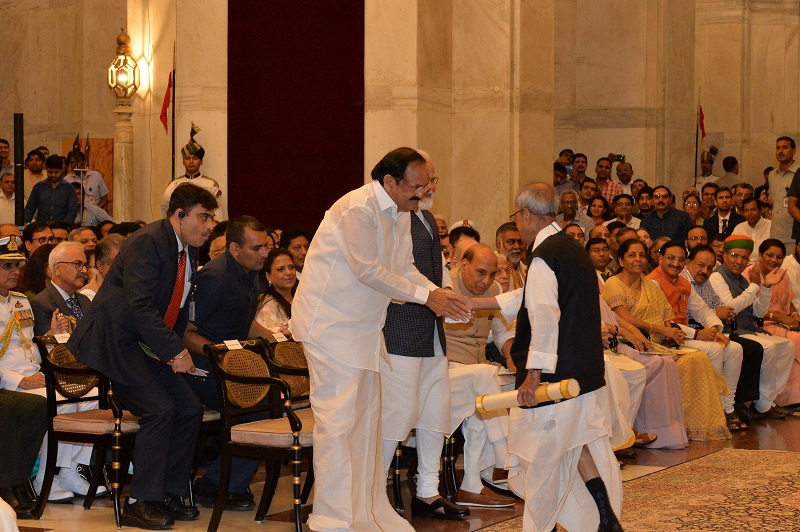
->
[684,338,743,412]
[602,355,635,450]
[740,333,795,412]
[25,387,95,477]
[448,362,517,492]
[380,354,450,499]
[305,345,413,532]
[604,350,646,426]
[508,387,622,532]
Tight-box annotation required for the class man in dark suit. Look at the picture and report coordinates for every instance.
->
[68,183,217,530]
[31,241,92,336]
[703,186,745,240]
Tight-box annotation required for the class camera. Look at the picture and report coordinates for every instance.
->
[610,154,626,163]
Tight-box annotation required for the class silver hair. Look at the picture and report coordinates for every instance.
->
[517,183,559,216]
[68,227,94,241]
[95,234,125,266]
[559,189,578,201]
[49,241,86,270]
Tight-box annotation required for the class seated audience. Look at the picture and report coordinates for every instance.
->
[640,185,693,244]
[635,185,654,218]
[69,226,98,253]
[555,190,593,231]
[31,242,92,336]
[602,238,732,442]
[708,235,794,420]
[586,237,613,279]
[47,221,70,244]
[255,248,298,335]
[636,227,652,249]
[279,227,311,278]
[700,182,719,219]
[588,196,610,227]
[96,219,114,238]
[563,223,585,244]
[604,194,639,229]
[494,222,526,290]
[683,193,703,226]
[686,226,709,253]
[22,221,54,257]
[79,234,124,300]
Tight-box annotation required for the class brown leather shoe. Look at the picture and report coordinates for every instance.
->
[491,467,508,484]
[456,487,515,508]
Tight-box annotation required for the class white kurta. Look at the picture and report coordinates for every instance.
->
[292,181,439,532]
[508,221,622,532]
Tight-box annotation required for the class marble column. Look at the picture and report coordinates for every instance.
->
[366,0,556,237]
[112,98,135,221]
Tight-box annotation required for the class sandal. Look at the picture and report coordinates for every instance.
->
[726,411,748,431]
[632,430,658,447]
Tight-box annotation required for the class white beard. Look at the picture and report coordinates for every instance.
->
[418,195,434,211]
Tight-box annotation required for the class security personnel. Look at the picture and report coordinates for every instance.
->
[161,123,224,218]
[181,215,273,510]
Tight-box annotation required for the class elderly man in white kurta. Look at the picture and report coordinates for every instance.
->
[291,148,472,532]
[507,183,622,532]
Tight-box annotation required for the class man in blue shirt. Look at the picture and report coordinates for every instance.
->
[181,215,273,511]
[641,185,692,244]
[24,155,78,224]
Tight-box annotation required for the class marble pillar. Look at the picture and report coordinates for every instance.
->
[366,0,556,237]
[555,0,696,192]
[695,0,800,185]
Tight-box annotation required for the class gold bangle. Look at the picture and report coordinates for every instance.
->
[174,351,188,361]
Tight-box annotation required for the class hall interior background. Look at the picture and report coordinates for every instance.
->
[0,0,798,234]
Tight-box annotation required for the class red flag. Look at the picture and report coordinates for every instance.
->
[698,105,706,140]
[159,71,173,133]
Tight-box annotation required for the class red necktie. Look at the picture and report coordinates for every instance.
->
[163,250,186,330]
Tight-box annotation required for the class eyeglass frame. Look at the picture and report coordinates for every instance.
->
[399,176,439,195]
[57,260,90,271]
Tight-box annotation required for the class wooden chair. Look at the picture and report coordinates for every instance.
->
[262,337,314,512]
[32,336,140,528]
[204,339,313,532]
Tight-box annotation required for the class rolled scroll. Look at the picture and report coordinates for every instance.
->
[475,378,580,413]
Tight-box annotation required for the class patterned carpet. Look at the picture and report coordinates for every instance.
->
[481,449,800,531]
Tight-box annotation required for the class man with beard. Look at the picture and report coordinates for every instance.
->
[686,226,709,253]
[708,236,794,420]
[495,222,527,290]
[67,184,217,529]
[23,149,46,197]
[24,155,77,224]
[635,186,654,219]
[733,197,771,264]
[641,185,693,244]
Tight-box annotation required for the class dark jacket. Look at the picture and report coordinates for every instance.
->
[703,211,745,240]
[31,280,92,336]
[67,219,198,386]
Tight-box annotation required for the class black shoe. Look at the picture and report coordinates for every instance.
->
[120,499,175,530]
[410,496,470,519]
[599,523,624,531]
[0,486,36,519]
[192,477,255,511]
[157,494,200,521]
[746,404,766,421]
[481,477,516,498]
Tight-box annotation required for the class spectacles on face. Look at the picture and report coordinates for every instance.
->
[509,207,528,221]
[727,251,749,263]
[51,237,66,243]
[616,202,632,207]
[58,260,90,271]
[497,267,514,275]
[684,202,699,207]
[653,193,669,199]
[562,200,578,205]
[687,235,708,242]
[399,176,439,195]
[34,236,55,245]
[663,254,687,264]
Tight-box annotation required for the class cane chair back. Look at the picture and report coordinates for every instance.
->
[268,340,310,399]
[49,343,99,399]
[220,348,271,408]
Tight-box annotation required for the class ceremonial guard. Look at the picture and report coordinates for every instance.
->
[161,124,224,218]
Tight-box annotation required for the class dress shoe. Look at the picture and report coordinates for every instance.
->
[157,494,200,521]
[758,406,788,420]
[33,475,74,503]
[58,464,107,496]
[481,476,516,498]
[192,477,255,511]
[410,496,469,519]
[746,404,766,421]
[0,486,36,519]
[491,467,508,484]
[456,487,515,508]
[121,499,175,530]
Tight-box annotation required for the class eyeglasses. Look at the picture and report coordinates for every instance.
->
[684,202,699,207]
[34,236,55,245]
[663,254,687,264]
[561,200,578,205]
[509,207,528,221]
[653,193,669,199]
[497,267,514,275]
[687,235,708,242]
[399,176,439,194]
[51,237,66,243]
[58,260,90,271]
[615,202,632,207]
[727,251,749,262]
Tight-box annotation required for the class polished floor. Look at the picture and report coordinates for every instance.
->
[18,413,800,531]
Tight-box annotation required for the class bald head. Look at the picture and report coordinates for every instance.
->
[450,236,478,270]
[460,243,499,295]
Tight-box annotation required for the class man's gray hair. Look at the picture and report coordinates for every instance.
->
[559,189,578,201]
[69,227,94,241]
[49,241,85,270]
[96,234,125,266]
[517,183,559,216]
